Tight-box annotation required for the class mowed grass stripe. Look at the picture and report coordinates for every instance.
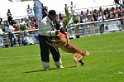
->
[0,31,124,82]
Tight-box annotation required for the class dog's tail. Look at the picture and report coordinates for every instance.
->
[84,51,89,56]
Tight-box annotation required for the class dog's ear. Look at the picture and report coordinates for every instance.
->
[55,30,60,35]
[57,31,62,36]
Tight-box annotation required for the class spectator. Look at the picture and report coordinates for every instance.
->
[25,19,31,30]
[58,13,64,27]
[80,11,84,23]
[11,20,16,26]
[98,12,106,34]
[7,9,13,25]
[88,11,94,21]
[33,0,43,28]
[104,25,109,33]
[114,6,121,18]
[21,30,34,45]
[5,25,17,47]
[0,17,2,25]
[13,24,20,31]
[32,17,38,29]
[54,16,61,30]
[33,31,39,43]
[26,4,34,21]
[114,0,123,7]
[33,4,36,17]
[0,27,4,34]
[42,5,48,19]
[70,1,76,15]
[109,7,115,19]
[104,8,110,19]
[93,9,98,21]
[87,14,94,22]
[98,6,104,15]
[38,10,64,71]
[121,4,124,16]
[20,18,26,25]
[64,4,69,15]
[0,27,4,47]
[82,14,89,36]
[85,9,89,17]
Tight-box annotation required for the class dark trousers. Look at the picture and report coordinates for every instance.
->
[99,24,104,33]
[8,16,12,25]
[38,35,60,62]
[8,32,16,47]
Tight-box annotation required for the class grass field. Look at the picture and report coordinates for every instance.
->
[0,31,124,82]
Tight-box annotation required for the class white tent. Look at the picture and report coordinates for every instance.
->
[40,0,114,13]
[0,0,11,19]
[0,0,34,20]
[12,0,22,2]
[0,0,114,20]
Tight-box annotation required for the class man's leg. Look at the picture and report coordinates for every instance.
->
[49,46,64,68]
[9,33,13,47]
[99,24,104,34]
[38,35,50,70]
[13,33,16,46]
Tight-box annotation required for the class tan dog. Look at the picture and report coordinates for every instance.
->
[46,31,89,67]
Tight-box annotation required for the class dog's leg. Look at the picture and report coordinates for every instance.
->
[74,57,80,67]
[74,52,84,67]
[79,60,84,66]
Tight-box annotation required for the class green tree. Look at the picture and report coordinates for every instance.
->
[62,13,72,28]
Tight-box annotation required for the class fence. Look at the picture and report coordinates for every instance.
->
[0,17,124,48]
[67,17,124,38]
[0,29,39,48]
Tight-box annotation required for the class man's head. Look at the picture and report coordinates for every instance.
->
[48,10,57,21]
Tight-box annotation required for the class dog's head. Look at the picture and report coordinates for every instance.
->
[57,32,66,38]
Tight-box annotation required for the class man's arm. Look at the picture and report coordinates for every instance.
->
[46,40,63,48]
[34,0,42,20]
[39,22,57,36]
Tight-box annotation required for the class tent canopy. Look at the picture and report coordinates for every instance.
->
[0,0,34,20]
[0,0,114,20]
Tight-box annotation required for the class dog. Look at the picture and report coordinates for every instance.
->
[46,31,89,67]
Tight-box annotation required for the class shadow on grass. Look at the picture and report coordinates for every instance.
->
[24,66,76,73]
[24,69,44,73]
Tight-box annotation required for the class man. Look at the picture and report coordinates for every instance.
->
[98,12,106,34]
[114,0,123,7]
[0,26,4,47]
[42,5,48,19]
[26,4,34,21]
[70,1,76,15]
[0,17,2,25]
[64,4,69,15]
[5,24,17,47]
[38,10,64,71]
[33,0,42,28]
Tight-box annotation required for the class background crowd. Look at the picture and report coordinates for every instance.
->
[0,0,124,47]
[79,5,124,23]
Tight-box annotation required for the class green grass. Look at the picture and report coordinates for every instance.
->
[0,31,124,82]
